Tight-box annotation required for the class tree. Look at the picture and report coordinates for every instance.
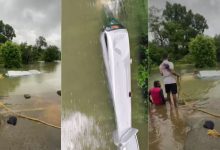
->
[44,45,61,62]
[36,36,47,49]
[189,35,216,68]
[214,34,220,61]
[34,36,48,60]
[0,20,16,43]
[4,24,16,40]
[1,41,21,68]
[149,7,167,46]
[20,42,33,64]
[0,33,7,43]
[149,42,168,65]
[149,2,208,60]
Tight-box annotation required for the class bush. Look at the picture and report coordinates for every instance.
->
[189,35,216,68]
[44,45,61,62]
[1,41,21,68]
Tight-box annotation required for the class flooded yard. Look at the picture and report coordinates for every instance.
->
[0,61,61,150]
[149,65,220,150]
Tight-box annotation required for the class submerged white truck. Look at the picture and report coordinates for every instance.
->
[100,18,139,150]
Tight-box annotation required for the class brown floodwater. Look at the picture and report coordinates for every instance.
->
[62,0,148,149]
[149,65,220,150]
[0,61,61,150]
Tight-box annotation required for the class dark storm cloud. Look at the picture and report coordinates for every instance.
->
[149,0,220,37]
[0,0,61,48]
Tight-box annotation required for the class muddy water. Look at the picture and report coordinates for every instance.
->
[149,65,220,150]
[62,0,147,149]
[0,62,61,150]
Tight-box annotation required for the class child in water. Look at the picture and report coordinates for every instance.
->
[149,80,165,105]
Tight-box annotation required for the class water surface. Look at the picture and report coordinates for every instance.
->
[149,65,220,150]
[62,0,148,149]
[0,62,61,150]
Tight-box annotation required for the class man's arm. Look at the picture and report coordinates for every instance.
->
[170,69,180,78]
[169,62,180,77]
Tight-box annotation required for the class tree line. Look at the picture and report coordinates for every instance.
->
[0,20,61,68]
[149,2,219,68]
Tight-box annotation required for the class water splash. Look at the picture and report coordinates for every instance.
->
[97,0,124,17]
[61,112,106,150]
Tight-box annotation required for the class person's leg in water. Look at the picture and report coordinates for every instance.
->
[172,83,178,108]
[173,94,178,108]
[165,84,172,106]
[166,92,171,105]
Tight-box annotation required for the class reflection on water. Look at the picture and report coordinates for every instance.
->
[0,62,61,150]
[62,0,147,149]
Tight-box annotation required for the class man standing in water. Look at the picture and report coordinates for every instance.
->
[159,53,180,107]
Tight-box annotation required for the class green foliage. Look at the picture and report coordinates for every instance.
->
[149,2,208,61]
[137,64,148,89]
[32,36,48,61]
[214,34,220,62]
[36,36,47,49]
[44,45,61,62]
[177,54,194,64]
[20,42,33,64]
[1,41,21,68]
[149,42,166,65]
[32,46,42,61]
[0,20,16,43]
[189,35,216,68]
[0,34,7,43]
[137,34,148,99]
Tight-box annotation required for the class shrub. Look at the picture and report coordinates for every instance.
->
[1,41,21,68]
[189,35,216,68]
[44,45,61,62]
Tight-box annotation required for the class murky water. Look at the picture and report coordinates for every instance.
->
[62,0,147,149]
[0,62,61,150]
[149,65,220,150]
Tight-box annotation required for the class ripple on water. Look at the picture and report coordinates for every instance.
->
[61,112,106,150]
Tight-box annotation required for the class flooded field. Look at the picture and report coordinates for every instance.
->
[0,62,61,150]
[149,65,220,150]
[62,0,147,149]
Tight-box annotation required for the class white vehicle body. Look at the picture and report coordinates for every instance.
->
[100,25,139,150]
[198,70,220,78]
[6,70,41,77]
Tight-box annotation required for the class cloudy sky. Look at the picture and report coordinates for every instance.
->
[0,0,61,48]
[149,0,220,37]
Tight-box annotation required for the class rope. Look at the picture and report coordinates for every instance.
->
[207,129,220,137]
[177,75,220,118]
[0,102,61,129]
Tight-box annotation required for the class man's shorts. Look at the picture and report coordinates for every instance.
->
[165,83,177,94]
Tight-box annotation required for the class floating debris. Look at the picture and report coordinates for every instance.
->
[203,120,214,129]
[24,94,31,99]
[57,90,61,96]
[7,116,17,126]
[6,70,41,77]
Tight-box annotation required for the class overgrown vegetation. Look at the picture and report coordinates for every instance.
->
[149,2,218,68]
[1,41,21,68]
[0,20,61,68]
[44,45,61,62]
[137,34,148,101]
[189,35,216,68]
